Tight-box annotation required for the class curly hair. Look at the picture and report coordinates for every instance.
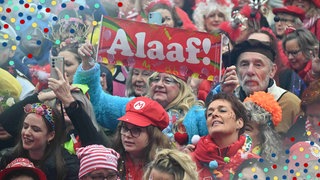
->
[243,101,283,162]
[193,1,232,32]
[143,149,198,180]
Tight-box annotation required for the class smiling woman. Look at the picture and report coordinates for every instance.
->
[191,92,259,179]
[0,103,79,180]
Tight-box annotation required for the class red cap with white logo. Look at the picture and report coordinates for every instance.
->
[118,97,169,130]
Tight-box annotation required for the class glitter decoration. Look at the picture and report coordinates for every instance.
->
[251,167,256,172]
[26,35,32,40]
[118,2,123,7]
[283,166,288,170]
[43,28,49,33]
[290,137,295,142]
[30,7,35,13]
[299,147,304,152]
[238,173,243,178]
[32,22,37,28]
[253,174,257,179]
[15,25,20,31]
[10,18,15,23]
[27,54,32,58]
[9,60,14,66]
[51,1,57,6]
[263,167,269,173]
[3,34,8,39]
[11,45,16,51]
[273,176,278,180]
[307,131,311,136]
[94,3,100,8]
[55,39,60,45]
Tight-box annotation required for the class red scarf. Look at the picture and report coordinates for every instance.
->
[193,135,259,178]
[297,60,312,80]
[125,154,145,180]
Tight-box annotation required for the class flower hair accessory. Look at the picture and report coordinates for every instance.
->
[24,103,55,130]
[244,92,282,126]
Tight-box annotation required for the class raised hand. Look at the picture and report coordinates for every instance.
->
[78,43,96,70]
[221,65,239,93]
[48,67,75,108]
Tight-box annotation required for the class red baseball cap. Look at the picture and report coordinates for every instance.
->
[273,6,305,21]
[0,158,47,180]
[118,97,169,130]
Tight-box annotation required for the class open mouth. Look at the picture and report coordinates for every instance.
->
[212,120,223,126]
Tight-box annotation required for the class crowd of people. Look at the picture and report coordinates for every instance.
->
[0,0,320,179]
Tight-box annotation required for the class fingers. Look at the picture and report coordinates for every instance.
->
[78,43,93,57]
[55,67,64,80]
[222,66,237,84]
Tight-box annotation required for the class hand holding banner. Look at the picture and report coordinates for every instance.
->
[98,16,222,81]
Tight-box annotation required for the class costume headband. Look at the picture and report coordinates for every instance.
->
[24,103,55,130]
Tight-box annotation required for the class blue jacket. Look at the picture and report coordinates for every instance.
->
[73,63,208,143]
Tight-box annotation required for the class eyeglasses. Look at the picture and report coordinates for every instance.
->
[120,125,143,138]
[84,172,119,180]
[285,49,301,57]
[274,16,294,24]
[150,76,178,86]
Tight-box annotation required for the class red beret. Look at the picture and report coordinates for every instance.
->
[283,0,320,8]
[273,6,305,21]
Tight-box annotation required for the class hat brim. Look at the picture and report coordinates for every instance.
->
[272,7,305,21]
[118,112,153,128]
[0,167,47,180]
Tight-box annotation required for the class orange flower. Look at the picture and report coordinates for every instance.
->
[244,91,282,126]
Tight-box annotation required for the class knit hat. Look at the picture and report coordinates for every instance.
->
[229,39,276,66]
[118,97,169,130]
[272,6,305,21]
[76,145,120,179]
[0,158,46,180]
[288,141,320,176]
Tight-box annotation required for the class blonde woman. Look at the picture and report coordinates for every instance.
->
[75,43,208,147]
[193,0,233,32]
[144,149,198,180]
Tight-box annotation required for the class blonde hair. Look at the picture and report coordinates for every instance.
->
[147,72,204,131]
[143,149,198,180]
[193,1,232,32]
